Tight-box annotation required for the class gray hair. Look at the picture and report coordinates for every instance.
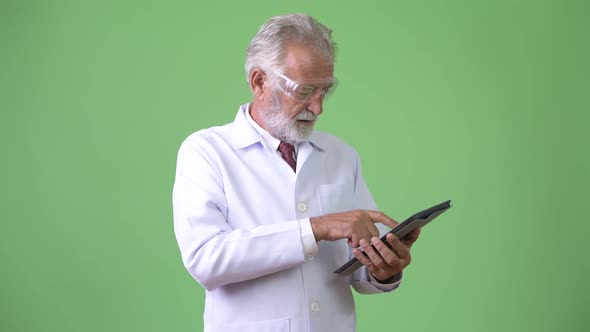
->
[245,13,335,83]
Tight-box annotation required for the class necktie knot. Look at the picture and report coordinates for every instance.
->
[278,141,296,172]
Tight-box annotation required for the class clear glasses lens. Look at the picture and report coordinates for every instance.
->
[275,73,337,103]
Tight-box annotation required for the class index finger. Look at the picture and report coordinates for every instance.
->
[365,210,399,229]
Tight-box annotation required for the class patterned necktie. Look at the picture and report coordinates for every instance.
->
[278,141,296,172]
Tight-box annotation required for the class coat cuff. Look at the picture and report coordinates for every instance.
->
[368,271,402,292]
[299,218,319,262]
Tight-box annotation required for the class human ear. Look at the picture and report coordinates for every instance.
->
[249,69,266,101]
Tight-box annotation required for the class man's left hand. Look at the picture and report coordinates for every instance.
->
[352,227,421,282]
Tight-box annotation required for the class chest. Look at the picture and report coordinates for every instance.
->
[218,144,356,229]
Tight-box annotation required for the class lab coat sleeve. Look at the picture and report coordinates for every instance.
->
[348,151,402,294]
[172,137,306,291]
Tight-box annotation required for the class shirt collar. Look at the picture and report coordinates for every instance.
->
[230,103,325,152]
[244,103,282,153]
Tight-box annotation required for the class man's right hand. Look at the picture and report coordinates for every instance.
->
[309,210,399,248]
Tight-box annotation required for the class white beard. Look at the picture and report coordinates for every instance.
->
[261,91,317,144]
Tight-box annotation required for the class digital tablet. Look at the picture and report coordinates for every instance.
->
[334,200,452,276]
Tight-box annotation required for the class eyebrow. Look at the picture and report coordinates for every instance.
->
[298,79,335,88]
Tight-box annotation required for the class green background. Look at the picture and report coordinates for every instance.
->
[1,0,588,331]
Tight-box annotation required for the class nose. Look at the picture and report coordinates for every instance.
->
[306,94,324,116]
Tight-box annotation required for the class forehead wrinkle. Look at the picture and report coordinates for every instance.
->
[282,43,334,83]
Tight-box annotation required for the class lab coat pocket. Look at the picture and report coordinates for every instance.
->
[318,183,354,215]
[221,317,290,332]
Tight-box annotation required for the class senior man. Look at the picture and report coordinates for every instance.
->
[173,13,421,332]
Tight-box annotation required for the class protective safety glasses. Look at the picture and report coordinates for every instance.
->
[273,73,338,104]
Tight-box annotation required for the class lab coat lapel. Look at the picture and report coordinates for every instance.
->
[296,131,325,173]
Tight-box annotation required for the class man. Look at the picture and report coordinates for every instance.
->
[173,13,421,332]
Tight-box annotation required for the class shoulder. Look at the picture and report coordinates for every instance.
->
[175,122,239,171]
[180,121,235,151]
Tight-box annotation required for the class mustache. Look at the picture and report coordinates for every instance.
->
[295,111,316,121]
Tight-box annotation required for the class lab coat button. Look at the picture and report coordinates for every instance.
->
[311,302,320,312]
[306,254,314,261]
[297,202,307,212]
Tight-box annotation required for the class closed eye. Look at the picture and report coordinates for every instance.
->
[295,86,314,98]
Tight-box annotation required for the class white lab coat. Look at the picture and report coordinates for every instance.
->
[173,105,400,332]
